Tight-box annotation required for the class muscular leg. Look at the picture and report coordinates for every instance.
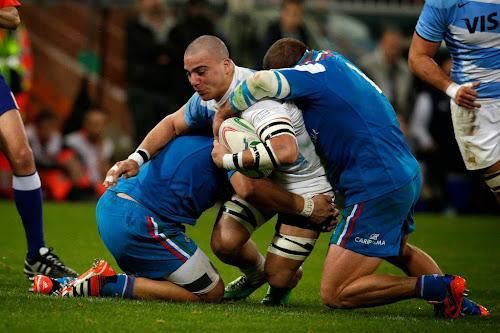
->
[320,244,417,309]
[0,109,45,257]
[385,235,442,277]
[211,189,274,275]
[211,213,261,269]
[132,276,224,302]
[0,109,36,175]
[264,224,318,289]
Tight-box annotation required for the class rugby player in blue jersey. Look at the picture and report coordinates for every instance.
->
[408,0,500,204]
[33,135,226,301]
[213,38,488,317]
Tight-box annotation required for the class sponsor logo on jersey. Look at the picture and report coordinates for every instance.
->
[461,12,500,33]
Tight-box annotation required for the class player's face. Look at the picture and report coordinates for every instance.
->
[184,49,230,101]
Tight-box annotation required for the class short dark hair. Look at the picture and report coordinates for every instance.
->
[262,38,308,70]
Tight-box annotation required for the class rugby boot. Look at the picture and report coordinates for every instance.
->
[24,247,78,279]
[432,274,467,319]
[60,259,117,297]
[261,286,292,306]
[223,275,266,301]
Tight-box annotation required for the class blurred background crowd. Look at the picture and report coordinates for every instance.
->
[1,0,498,214]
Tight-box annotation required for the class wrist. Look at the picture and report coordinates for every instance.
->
[128,149,150,167]
[222,152,243,170]
[299,196,314,217]
[445,82,460,100]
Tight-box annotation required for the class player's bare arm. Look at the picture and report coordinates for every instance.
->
[0,6,20,30]
[212,129,298,169]
[408,32,481,110]
[104,105,191,188]
[230,173,338,226]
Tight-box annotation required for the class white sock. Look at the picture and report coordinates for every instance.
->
[240,253,266,285]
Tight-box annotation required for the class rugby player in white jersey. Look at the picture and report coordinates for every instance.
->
[212,98,335,304]
[104,35,337,305]
[408,0,500,204]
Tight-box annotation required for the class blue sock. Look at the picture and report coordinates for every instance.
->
[415,274,446,302]
[101,274,135,298]
[13,172,45,258]
[461,297,481,315]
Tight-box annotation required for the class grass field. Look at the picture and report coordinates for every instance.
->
[0,199,498,332]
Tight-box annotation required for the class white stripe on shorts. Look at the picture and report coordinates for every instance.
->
[336,204,359,246]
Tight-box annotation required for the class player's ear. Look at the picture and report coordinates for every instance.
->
[222,58,231,74]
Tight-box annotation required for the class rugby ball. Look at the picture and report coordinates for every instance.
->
[218,117,272,179]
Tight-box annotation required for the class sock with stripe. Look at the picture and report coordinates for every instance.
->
[101,274,135,298]
[13,172,45,258]
[415,274,446,302]
[461,297,482,315]
[240,252,266,285]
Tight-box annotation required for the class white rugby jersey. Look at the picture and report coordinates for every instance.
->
[242,99,333,197]
[415,0,500,101]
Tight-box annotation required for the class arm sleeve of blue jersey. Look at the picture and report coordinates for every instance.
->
[229,67,326,112]
[415,0,449,42]
[184,92,213,129]
[277,67,324,100]
[227,170,236,180]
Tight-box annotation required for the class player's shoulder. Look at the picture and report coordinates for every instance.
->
[234,64,256,81]
[422,0,459,9]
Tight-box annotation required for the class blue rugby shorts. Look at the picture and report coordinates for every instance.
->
[330,173,421,257]
[96,190,198,279]
[0,74,18,116]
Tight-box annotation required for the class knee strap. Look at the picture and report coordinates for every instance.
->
[221,195,267,234]
[267,233,317,261]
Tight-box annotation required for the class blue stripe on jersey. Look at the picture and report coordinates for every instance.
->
[230,94,238,112]
[274,71,282,97]
[241,81,256,107]
[244,81,258,103]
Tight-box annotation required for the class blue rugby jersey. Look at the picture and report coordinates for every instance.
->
[415,0,500,101]
[184,64,255,128]
[274,50,420,206]
[109,136,226,225]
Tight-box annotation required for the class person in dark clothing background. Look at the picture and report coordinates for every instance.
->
[125,0,178,146]
[258,0,309,66]
[165,0,221,104]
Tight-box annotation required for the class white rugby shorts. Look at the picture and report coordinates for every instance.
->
[451,99,500,170]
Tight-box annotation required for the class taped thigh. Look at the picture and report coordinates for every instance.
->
[267,233,317,261]
[165,248,220,295]
[221,195,267,233]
